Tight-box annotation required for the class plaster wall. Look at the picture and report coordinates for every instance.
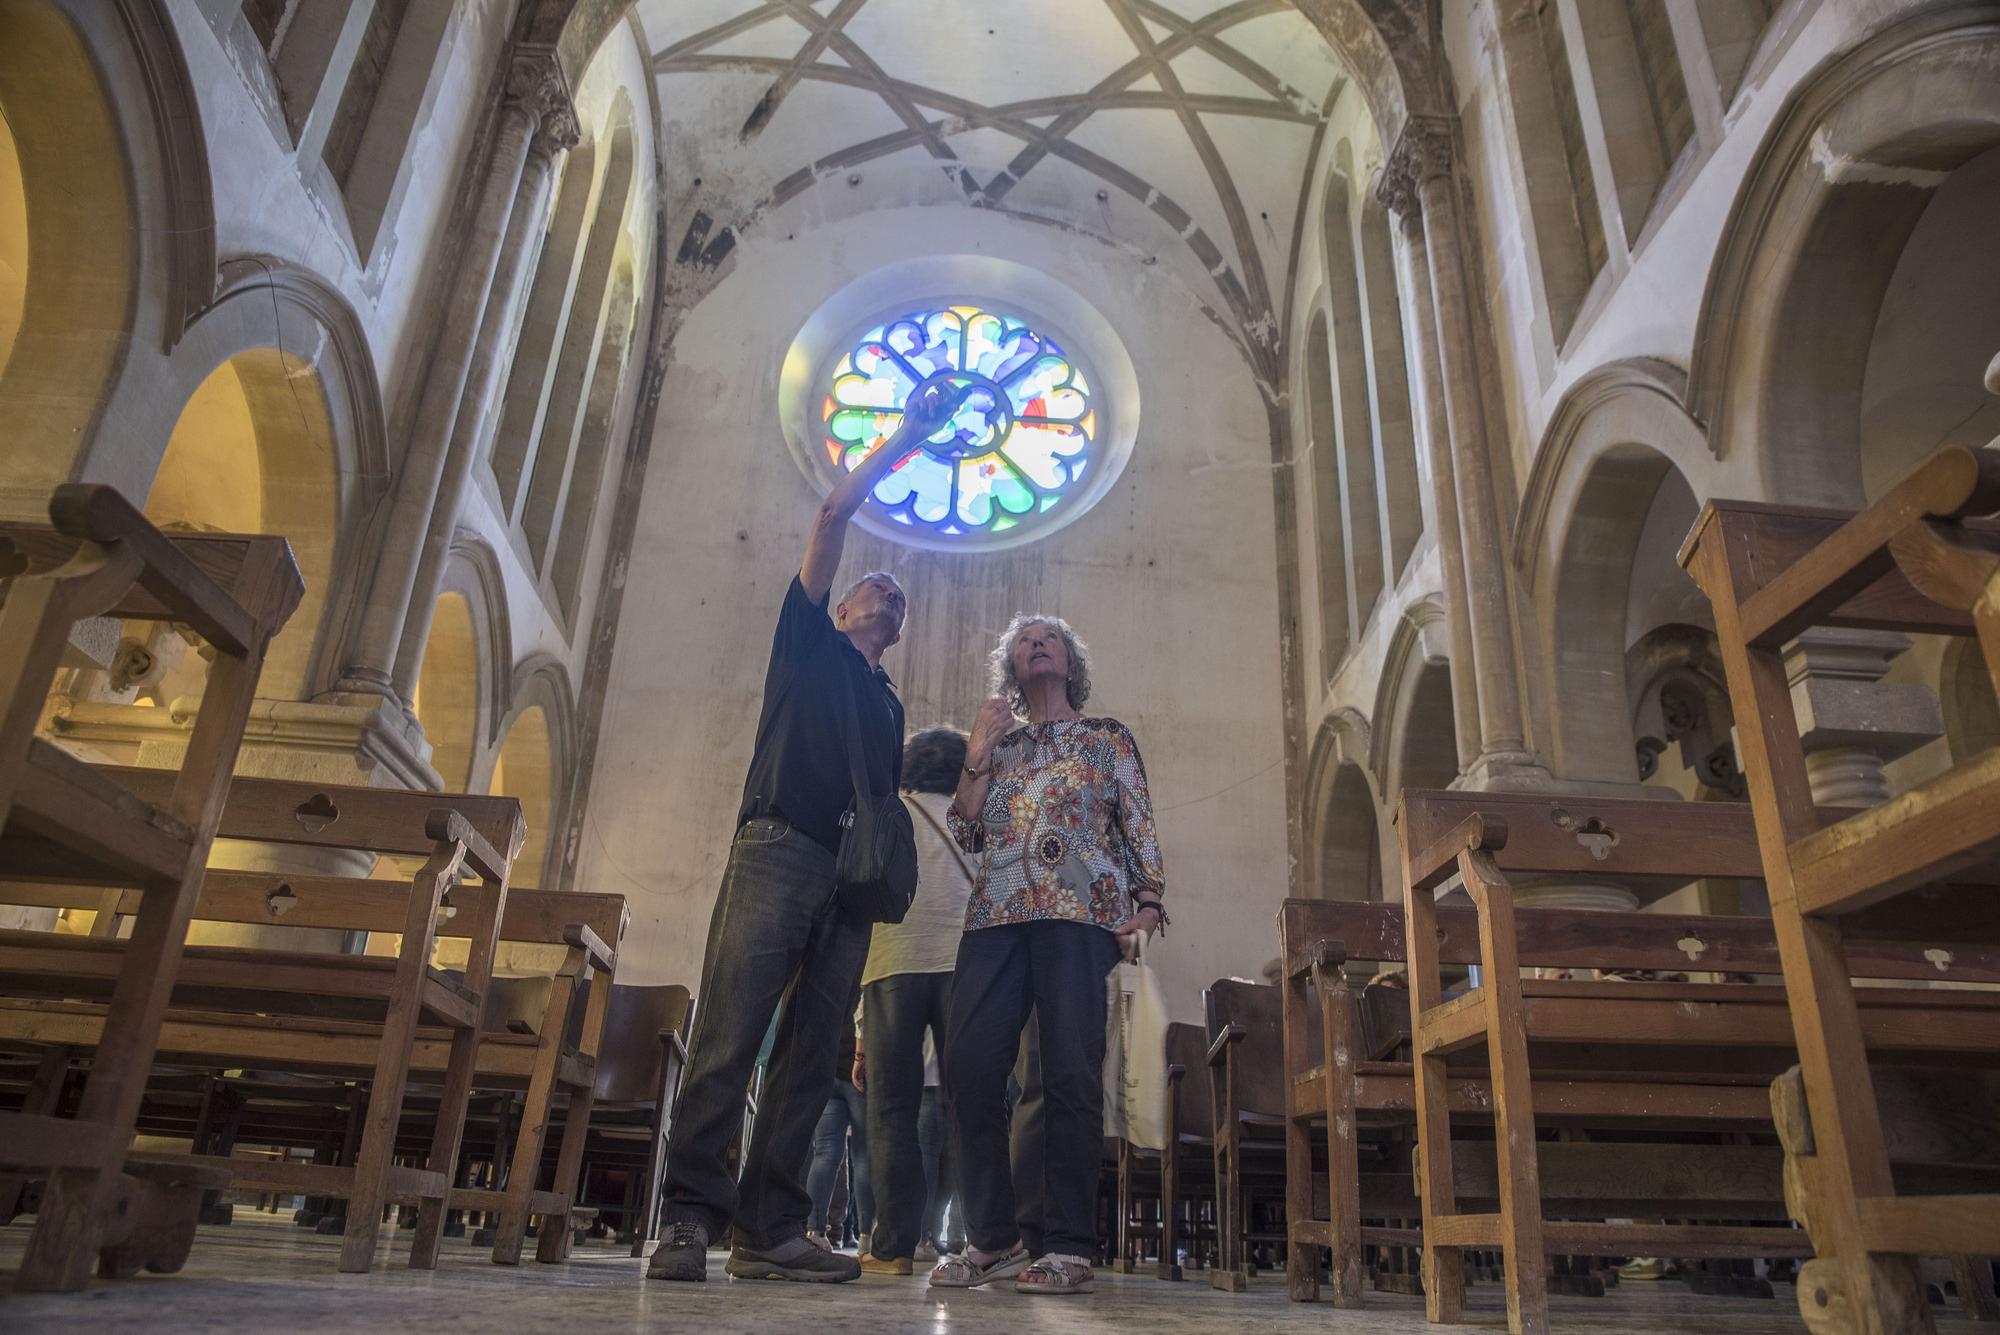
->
[581,204,1290,1016]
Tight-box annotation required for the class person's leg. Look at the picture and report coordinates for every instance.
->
[1028,923,1120,1262]
[918,1085,944,1245]
[944,927,1035,1258]
[840,1080,873,1237]
[862,974,931,1259]
[733,898,872,1249]
[658,823,829,1245]
[804,1088,846,1235]
[1010,1011,1046,1256]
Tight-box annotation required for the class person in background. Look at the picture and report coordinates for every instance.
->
[806,1007,872,1249]
[856,727,977,1275]
[931,615,1167,1296]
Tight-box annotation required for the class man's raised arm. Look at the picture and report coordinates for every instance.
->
[799,380,972,601]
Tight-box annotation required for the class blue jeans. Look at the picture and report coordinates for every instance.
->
[861,970,952,1258]
[807,1080,872,1235]
[660,818,872,1248]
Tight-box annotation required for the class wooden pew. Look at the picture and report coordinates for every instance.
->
[1393,789,2000,1334]
[1207,978,1313,1291]
[0,771,522,1275]
[1114,1020,1211,1280]
[0,487,301,1291]
[4,878,625,1270]
[1681,444,2000,1335]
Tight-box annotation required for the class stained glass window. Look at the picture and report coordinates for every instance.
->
[822,304,1098,540]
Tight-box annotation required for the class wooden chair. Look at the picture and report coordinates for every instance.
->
[1681,443,2000,1335]
[1396,787,2000,1334]
[0,772,522,1274]
[586,983,693,1256]
[0,486,301,1290]
[1206,978,1312,1291]
[1114,1018,1200,1278]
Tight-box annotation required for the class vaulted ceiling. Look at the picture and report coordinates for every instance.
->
[634,0,1353,372]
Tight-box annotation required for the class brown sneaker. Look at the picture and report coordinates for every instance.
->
[861,1253,914,1276]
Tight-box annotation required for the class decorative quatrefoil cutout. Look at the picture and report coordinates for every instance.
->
[266,883,299,917]
[293,793,339,833]
[1573,817,1618,861]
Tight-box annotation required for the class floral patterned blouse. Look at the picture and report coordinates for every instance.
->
[948,717,1166,932]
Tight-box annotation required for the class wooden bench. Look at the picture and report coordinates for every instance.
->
[0,486,301,1291]
[5,880,624,1270]
[0,770,522,1275]
[1394,788,2000,1334]
[1682,443,2000,1335]
[1113,1019,1212,1280]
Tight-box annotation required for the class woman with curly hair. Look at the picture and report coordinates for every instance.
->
[928,614,1166,1296]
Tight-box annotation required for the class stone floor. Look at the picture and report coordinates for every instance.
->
[1,1209,1989,1333]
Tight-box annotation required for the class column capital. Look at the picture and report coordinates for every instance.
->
[507,46,580,155]
[1377,114,1455,217]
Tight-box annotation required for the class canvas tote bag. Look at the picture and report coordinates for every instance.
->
[1103,935,1171,1150]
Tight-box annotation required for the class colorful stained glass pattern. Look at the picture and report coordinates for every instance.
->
[823,304,1097,539]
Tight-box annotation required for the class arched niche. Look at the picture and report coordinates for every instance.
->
[1305,306,1351,674]
[491,704,554,891]
[0,1,133,500]
[1373,600,1461,809]
[482,658,577,894]
[1516,361,1710,784]
[1688,7,2000,505]
[411,534,508,793]
[147,348,339,700]
[1302,710,1389,902]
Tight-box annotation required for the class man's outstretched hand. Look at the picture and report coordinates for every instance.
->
[898,378,978,442]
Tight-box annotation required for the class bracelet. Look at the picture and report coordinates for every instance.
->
[963,763,989,779]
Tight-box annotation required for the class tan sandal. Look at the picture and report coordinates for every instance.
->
[928,1245,1030,1288]
[1015,1252,1095,1295]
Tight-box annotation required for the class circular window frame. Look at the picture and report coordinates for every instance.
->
[778,258,1140,553]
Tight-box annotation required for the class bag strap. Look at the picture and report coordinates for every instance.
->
[910,794,979,887]
[839,670,874,812]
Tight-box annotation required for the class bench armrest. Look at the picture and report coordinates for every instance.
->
[425,808,511,885]
[563,923,616,975]
[1205,1024,1245,1069]
[1288,937,1349,983]
[48,483,260,657]
[1406,811,1509,894]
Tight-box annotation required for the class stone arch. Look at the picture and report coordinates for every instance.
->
[1688,5,2000,504]
[1302,708,1389,902]
[411,533,510,792]
[1516,360,1710,783]
[1323,154,1385,629]
[0,0,217,509]
[136,260,390,700]
[1292,0,1424,146]
[1940,637,2000,766]
[1626,623,1743,801]
[480,656,577,891]
[1373,597,1460,807]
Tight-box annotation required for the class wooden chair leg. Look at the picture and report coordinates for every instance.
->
[629,1103,669,1258]
[1156,1138,1183,1281]
[410,1022,483,1268]
[1284,1107,1317,1301]
[1462,855,1549,1335]
[492,981,574,1265]
[1211,1129,1247,1292]
[535,1083,596,1264]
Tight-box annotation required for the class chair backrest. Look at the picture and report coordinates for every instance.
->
[593,984,694,1103]
[1203,978,1306,1122]
[480,974,555,1034]
[1163,1020,1214,1142]
[1278,894,2000,985]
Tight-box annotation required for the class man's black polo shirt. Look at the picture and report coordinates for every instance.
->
[737,577,904,855]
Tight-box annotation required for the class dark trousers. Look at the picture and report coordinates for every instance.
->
[945,921,1118,1259]
[862,970,952,1258]
[1011,1019,1045,1255]
[660,818,871,1248]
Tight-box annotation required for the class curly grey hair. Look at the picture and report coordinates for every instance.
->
[989,613,1092,717]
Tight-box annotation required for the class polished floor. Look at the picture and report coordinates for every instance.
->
[0,1208,1989,1333]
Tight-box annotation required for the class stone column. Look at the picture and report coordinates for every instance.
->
[1381,116,1545,787]
[334,50,569,699]
[1785,628,1943,808]
[390,70,579,701]
[1377,170,1479,772]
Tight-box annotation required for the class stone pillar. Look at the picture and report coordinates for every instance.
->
[1380,116,1546,787]
[390,71,579,701]
[1377,173,1479,772]
[1784,628,1944,809]
[334,50,569,699]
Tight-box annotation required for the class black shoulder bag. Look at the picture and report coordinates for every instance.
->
[834,677,918,923]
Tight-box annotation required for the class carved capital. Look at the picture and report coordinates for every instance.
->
[1373,157,1420,220]
[507,47,580,154]
[1380,113,1456,208]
